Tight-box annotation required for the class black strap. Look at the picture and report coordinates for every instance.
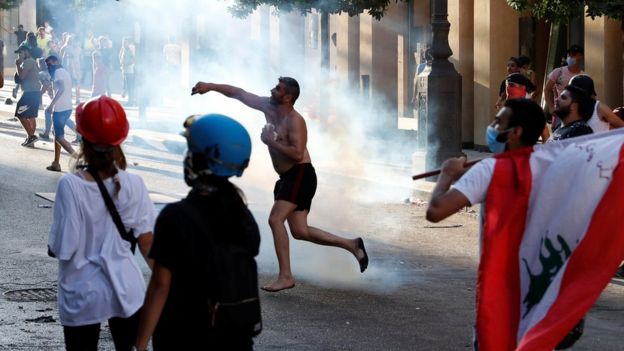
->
[87,167,137,253]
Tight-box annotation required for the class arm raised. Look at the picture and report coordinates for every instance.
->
[192,81,269,112]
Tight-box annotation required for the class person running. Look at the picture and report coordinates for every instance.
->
[14,43,41,147]
[136,114,261,350]
[44,55,75,172]
[48,95,155,350]
[192,77,369,292]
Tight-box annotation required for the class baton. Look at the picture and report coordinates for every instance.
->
[411,158,485,180]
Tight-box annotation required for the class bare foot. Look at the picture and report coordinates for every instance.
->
[261,278,296,293]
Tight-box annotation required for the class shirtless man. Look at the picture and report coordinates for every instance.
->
[192,77,369,292]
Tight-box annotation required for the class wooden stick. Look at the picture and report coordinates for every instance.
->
[412,158,485,180]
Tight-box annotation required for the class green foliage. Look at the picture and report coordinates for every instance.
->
[507,0,624,22]
[0,0,23,10]
[230,0,404,20]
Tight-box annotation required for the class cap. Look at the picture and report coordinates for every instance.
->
[569,75,597,97]
[14,43,31,54]
[45,55,59,63]
[567,45,584,55]
[506,73,536,92]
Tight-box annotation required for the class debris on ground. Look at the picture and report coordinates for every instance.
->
[25,315,55,323]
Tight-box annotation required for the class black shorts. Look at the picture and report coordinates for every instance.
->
[15,91,41,118]
[274,163,317,212]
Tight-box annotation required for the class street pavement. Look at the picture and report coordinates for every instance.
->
[0,81,622,350]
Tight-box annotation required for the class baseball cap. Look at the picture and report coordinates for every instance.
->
[569,75,597,97]
[14,43,31,54]
[567,45,584,55]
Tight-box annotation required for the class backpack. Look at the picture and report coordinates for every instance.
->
[181,200,262,337]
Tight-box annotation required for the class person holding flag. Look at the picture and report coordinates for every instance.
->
[426,98,624,350]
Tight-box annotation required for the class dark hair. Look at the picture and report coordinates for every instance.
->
[508,57,521,66]
[564,84,594,121]
[517,55,531,66]
[504,99,546,146]
[278,76,300,104]
[76,141,127,196]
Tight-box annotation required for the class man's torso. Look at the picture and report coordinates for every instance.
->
[263,107,312,175]
[53,68,73,112]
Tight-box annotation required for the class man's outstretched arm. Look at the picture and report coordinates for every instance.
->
[192,81,269,112]
[426,157,471,223]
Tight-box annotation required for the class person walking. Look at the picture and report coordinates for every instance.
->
[60,35,82,104]
[14,43,41,147]
[119,37,136,105]
[192,77,369,292]
[44,55,75,172]
[48,95,155,351]
[136,114,261,350]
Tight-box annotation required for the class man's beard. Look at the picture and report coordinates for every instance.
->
[554,105,570,120]
[269,95,280,106]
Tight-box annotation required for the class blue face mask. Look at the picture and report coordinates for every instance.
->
[486,125,508,154]
[566,56,576,66]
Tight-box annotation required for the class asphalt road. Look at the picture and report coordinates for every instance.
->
[0,93,622,350]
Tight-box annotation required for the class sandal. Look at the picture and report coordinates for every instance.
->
[46,163,61,172]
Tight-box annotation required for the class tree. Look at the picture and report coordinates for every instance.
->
[0,0,22,10]
[506,0,624,23]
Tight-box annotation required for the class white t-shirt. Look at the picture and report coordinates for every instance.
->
[587,100,609,133]
[52,67,73,112]
[453,158,496,206]
[48,170,156,326]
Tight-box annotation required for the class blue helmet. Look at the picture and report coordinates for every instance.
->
[183,114,251,179]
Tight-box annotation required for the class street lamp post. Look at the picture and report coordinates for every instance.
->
[417,0,462,173]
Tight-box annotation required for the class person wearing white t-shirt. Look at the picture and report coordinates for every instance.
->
[44,55,75,172]
[48,96,155,350]
[425,99,586,349]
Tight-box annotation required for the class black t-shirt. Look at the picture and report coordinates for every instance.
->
[550,119,593,141]
[149,190,260,349]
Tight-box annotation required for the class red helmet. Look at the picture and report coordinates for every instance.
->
[76,96,129,146]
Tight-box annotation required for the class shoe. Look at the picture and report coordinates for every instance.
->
[71,138,81,144]
[356,238,369,273]
[12,87,17,99]
[38,132,51,141]
[46,163,61,172]
[20,137,29,146]
[22,135,38,147]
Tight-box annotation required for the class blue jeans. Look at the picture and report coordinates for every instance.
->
[52,110,73,139]
[44,109,76,136]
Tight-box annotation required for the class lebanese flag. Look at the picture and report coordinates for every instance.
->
[476,128,624,351]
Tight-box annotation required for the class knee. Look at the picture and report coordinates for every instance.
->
[268,214,285,229]
[290,226,309,240]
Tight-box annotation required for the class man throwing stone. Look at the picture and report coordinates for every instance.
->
[192,77,369,292]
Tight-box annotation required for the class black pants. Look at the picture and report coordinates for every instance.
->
[63,309,141,351]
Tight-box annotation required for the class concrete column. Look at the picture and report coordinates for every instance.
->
[473,0,519,148]
[448,0,474,147]
[371,5,401,131]
[584,16,623,107]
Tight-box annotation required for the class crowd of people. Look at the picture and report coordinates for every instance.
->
[11,23,137,161]
[7,19,623,349]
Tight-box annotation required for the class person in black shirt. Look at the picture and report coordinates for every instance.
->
[136,114,260,351]
[548,84,593,142]
[14,25,27,47]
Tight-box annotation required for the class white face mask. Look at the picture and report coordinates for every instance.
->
[566,56,577,66]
